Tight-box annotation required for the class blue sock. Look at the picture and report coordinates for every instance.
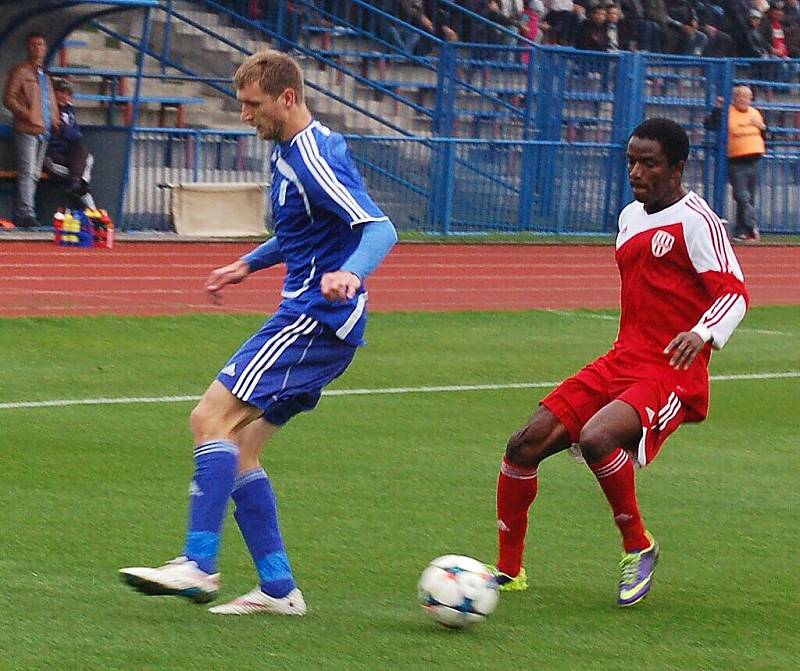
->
[232,467,296,598]
[183,440,239,574]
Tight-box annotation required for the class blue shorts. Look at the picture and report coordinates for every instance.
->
[216,308,358,426]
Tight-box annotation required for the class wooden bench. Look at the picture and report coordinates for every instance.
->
[74,93,205,128]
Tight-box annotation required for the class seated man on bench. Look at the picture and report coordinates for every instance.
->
[44,79,96,210]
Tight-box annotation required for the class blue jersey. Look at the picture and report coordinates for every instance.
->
[270,120,388,346]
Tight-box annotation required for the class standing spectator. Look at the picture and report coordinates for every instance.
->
[2,32,59,228]
[43,79,97,211]
[707,86,767,241]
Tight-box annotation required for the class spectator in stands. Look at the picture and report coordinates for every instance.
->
[742,8,772,56]
[423,0,460,42]
[539,0,578,45]
[399,0,457,54]
[784,6,800,55]
[576,1,611,48]
[759,1,800,80]
[640,0,672,50]
[554,0,588,45]
[784,0,800,22]
[618,0,652,49]
[703,19,738,55]
[481,0,523,48]
[760,0,787,52]
[377,0,423,53]
[44,79,96,211]
[519,0,546,64]
[605,2,624,50]
[705,86,766,242]
[2,31,59,228]
[669,5,709,54]
[723,0,756,52]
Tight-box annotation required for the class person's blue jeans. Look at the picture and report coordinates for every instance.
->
[728,158,760,237]
[14,132,48,220]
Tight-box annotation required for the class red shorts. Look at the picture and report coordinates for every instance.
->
[542,353,688,467]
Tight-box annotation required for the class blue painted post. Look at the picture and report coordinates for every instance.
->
[713,60,734,216]
[275,0,287,51]
[605,51,631,232]
[161,0,174,75]
[533,50,558,222]
[118,7,153,230]
[429,42,456,234]
[616,51,644,215]
[517,49,538,231]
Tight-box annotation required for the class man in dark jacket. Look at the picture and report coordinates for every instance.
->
[44,79,96,210]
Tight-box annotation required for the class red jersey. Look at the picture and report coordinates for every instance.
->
[611,191,749,421]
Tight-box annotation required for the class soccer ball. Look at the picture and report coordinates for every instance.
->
[418,554,499,629]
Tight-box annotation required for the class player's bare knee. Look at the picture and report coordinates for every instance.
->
[505,424,545,466]
[189,401,220,443]
[578,424,615,463]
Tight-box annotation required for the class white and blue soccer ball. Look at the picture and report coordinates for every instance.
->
[418,554,499,629]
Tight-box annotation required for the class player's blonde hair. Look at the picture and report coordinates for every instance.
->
[234,50,305,102]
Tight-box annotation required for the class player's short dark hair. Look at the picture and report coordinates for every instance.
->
[234,50,304,102]
[630,118,690,166]
[26,31,46,43]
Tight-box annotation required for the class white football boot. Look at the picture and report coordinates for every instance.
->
[208,586,307,616]
[119,556,220,604]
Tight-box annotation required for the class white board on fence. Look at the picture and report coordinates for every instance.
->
[171,182,268,237]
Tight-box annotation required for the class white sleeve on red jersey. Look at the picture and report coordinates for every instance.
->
[683,194,749,350]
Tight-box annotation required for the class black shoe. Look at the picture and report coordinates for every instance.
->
[16,215,40,229]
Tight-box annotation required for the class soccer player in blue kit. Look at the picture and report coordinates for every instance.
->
[119,50,397,616]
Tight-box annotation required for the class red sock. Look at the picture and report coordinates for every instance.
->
[496,457,539,577]
[588,448,649,552]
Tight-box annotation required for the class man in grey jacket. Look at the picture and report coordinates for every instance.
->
[2,32,59,228]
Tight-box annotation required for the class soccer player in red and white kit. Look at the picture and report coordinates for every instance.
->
[490,118,749,606]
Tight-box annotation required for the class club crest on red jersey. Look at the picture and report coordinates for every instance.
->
[651,230,675,258]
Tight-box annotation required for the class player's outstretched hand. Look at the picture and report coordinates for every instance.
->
[321,270,361,302]
[663,331,705,370]
[205,259,250,304]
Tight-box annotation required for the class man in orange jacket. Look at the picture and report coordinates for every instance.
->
[2,32,59,228]
[726,85,766,242]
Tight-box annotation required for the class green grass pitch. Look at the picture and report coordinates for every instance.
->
[1,308,798,670]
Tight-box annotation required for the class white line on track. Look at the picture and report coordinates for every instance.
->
[1,372,797,410]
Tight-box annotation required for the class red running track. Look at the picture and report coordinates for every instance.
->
[0,241,797,317]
